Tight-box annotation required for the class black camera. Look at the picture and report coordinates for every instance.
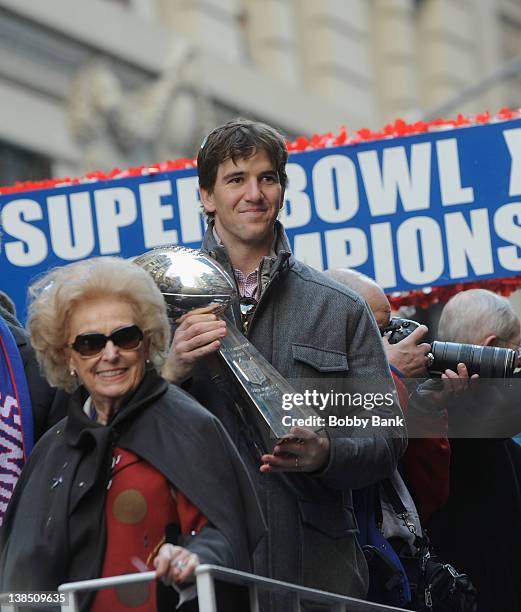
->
[383,317,516,378]
[384,317,421,345]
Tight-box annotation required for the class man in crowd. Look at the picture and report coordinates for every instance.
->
[436,288,521,437]
[162,118,406,606]
[438,288,520,354]
[324,268,450,522]
[428,289,521,612]
[325,269,432,380]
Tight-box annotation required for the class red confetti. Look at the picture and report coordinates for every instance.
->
[388,276,521,311]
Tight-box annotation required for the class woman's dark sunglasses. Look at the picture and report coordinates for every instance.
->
[70,325,144,357]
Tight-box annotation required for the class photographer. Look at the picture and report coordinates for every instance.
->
[325,268,450,523]
[425,289,521,612]
[430,289,520,437]
[326,270,485,612]
[326,268,432,379]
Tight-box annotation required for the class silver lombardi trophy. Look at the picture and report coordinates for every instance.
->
[134,246,317,438]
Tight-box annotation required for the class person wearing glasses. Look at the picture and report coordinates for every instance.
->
[162,118,406,609]
[425,288,521,612]
[0,256,264,612]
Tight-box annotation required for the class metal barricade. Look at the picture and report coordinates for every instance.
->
[195,565,409,612]
[1,566,409,611]
[58,571,156,612]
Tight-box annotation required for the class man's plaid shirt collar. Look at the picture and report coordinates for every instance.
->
[234,268,258,299]
[212,227,276,299]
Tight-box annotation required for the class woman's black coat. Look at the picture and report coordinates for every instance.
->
[0,370,265,610]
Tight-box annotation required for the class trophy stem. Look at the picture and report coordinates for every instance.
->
[218,323,316,438]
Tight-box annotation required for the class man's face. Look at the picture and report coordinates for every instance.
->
[365,286,392,331]
[201,148,283,250]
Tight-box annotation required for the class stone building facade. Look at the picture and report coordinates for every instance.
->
[0,0,521,185]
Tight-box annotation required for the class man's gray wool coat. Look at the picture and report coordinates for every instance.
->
[186,221,407,609]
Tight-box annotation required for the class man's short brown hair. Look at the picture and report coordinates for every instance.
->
[197,118,288,194]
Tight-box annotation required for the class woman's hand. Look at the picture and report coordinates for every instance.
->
[154,544,200,586]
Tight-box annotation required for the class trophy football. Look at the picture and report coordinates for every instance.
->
[134,246,315,438]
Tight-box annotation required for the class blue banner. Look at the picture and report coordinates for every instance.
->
[2,118,521,320]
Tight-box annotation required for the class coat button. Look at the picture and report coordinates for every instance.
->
[78,481,85,487]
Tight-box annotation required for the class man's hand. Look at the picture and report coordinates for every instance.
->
[260,426,330,473]
[440,362,479,395]
[161,305,226,385]
[383,324,431,377]
[442,362,479,379]
[154,543,200,586]
[413,362,480,410]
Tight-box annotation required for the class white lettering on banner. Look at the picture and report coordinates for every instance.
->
[47,192,95,260]
[436,139,474,205]
[139,180,177,248]
[322,211,502,289]
[445,209,493,277]
[281,164,311,228]
[293,232,324,269]
[176,177,205,243]
[358,143,431,216]
[397,217,444,284]
[94,187,137,254]
[325,227,368,269]
[0,395,19,421]
[313,155,359,223]
[1,199,48,266]
[495,202,521,270]
[503,129,521,197]
[370,223,397,287]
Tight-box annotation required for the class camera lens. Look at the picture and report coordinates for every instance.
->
[431,341,516,378]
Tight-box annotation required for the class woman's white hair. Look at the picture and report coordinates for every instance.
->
[27,256,171,393]
[437,289,518,345]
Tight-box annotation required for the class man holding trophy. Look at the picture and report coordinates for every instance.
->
[160,118,406,606]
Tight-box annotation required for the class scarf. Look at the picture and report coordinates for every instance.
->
[0,316,33,525]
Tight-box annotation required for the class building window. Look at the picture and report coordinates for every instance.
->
[0,141,51,188]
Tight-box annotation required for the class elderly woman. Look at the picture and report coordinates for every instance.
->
[0,257,264,611]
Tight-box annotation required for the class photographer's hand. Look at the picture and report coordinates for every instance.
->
[415,363,480,408]
[383,324,431,377]
[440,362,479,395]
